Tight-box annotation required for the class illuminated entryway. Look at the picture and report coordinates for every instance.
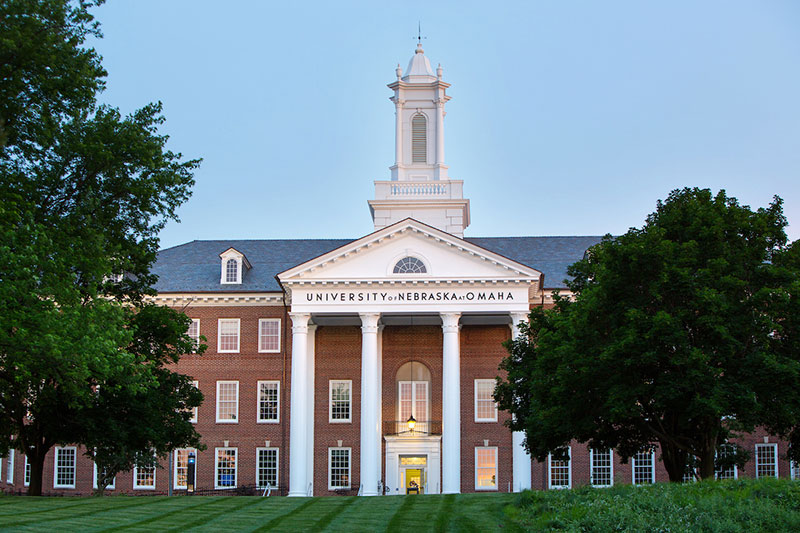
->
[400,455,427,494]
[385,436,441,495]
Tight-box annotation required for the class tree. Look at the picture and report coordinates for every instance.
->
[495,188,800,481]
[0,0,202,495]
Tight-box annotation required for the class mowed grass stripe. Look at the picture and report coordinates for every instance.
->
[452,493,523,533]
[308,495,358,531]
[261,497,354,532]
[91,496,229,532]
[162,496,269,532]
[186,497,311,532]
[433,494,455,532]
[0,496,105,518]
[324,495,409,533]
[385,495,419,532]
[0,496,175,529]
[251,497,318,532]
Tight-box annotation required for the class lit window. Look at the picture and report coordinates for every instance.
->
[411,113,427,163]
[134,456,156,490]
[328,448,351,490]
[216,381,239,423]
[187,319,200,351]
[475,447,498,490]
[189,380,199,423]
[256,448,279,489]
[393,256,426,274]
[548,447,571,489]
[590,449,613,487]
[716,444,738,480]
[399,381,428,427]
[258,381,280,423]
[24,455,30,487]
[756,443,778,479]
[217,319,240,353]
[474,379,498,422]
[6,450,13,484]
[215,448,237,489]
[329,380,352,423]
[93,462,115,490]
[632,450,655,485]
[54,447,76,489]
[174,448,196,490]
[258,319,281,352]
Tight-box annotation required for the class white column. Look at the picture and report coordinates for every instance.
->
[435,99,445,166]
[288,312,311,497]
[394,100,403,167]
[441,312,461,494]
[359,313,381,496]
[306,324,317,495]
[377,324,384,488]
[510,311,532,492]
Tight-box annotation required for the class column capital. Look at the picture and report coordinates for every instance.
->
[509,311,528,335]
[440,312,461,333]
[359,312,381,334]
[289,312,311,334]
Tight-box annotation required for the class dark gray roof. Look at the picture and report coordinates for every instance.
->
[152,236,604,293]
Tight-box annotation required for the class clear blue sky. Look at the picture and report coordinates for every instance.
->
[88,0,800,248]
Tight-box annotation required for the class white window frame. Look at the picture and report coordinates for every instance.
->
[755,443,779,479]
[329,380,352,423]
[133,458,157,490]
[398,380,429,423]
[791,460,800,481]
[548,447,572,489]
[475,446,499,491]
[632,450,656,485]
[220,250,244,284]
[590,448,614,487]
[187,319,200,351]
[6,449,14,484]
[24,455,30,487]
[173,448,197,490]
[53,447,76,489]
[215,447,238,489]
[474,379,498,422]
[189,380,199,423]
[216,380,239,423]
[93,462,116,490]
[715,444,738,480]
[258,318,281,353]
[217,318,240,353]
[328,447,351,490]
[257,380,280,424]
[256,447,279,489]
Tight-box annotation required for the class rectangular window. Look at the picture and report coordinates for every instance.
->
[257,380,280,423]
[256,448,279,489]
[216,381,239,423]
[590,449,613,487]
[398,381,428,425]
[217,318,240,353]
[682,465,697,483]
[189,380,199,423]
[329,380,352,423]
[134,457,156,490]
[475,447,498,490]
[6,450,14,484]
[548,447,571,489]
[187,319,200,351]
[93,463,116,490]
[716,444,738,480]
[328,447,351,490]
[258,319,281,353]
[755,443,778,479]
[474,379,498,422]
[54,447,76,489]
[174,448,197,490]
[632,450,655,485]
[24,455,30,487]
[215,447,238,489]
[791,461,800,481]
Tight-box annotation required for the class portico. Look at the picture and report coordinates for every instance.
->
[278,218,539,496]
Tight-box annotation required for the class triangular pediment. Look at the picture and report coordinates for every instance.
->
[278,218,541,286]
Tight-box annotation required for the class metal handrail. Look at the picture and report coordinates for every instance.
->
[383,420,442,436]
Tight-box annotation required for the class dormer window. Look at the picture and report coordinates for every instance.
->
[393,256,427,274]
[219,248,251,285]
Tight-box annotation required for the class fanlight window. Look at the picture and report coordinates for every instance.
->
[411,113,427,163]
[393,257,427,274]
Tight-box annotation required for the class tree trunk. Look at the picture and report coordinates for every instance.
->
[698,441,717,480]
[27,446,47,496]
[659,440,688,482]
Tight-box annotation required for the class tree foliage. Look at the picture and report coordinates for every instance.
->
[496,188,800,481]
[0,0,202,495]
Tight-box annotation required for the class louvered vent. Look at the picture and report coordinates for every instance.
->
[411,114,427,163]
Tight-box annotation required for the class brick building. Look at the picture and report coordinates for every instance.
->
[2,44,796,496]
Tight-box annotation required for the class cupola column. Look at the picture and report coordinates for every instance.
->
[435,99,445,168]
[441,312,462,493]
[510,311,532,491]
[394,99,403,168]
[288,312,312,497]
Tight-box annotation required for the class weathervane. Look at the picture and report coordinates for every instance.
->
[416,22,427,45]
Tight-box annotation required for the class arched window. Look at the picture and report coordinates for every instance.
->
[225,258,239,283]
[411,114,427,163]
[396,361,431,426]
[393,257,426,274]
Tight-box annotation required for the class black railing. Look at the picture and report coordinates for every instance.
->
[383,420,442,436]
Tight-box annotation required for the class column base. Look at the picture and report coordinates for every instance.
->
[288,490,309,498]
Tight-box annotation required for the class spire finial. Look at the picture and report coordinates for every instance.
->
[415,22,426,53]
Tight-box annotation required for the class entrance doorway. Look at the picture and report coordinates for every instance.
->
[400,455,427,494]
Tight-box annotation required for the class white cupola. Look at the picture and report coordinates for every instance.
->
[368,44,471,238]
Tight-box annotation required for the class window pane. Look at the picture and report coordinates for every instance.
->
[225,259,238,282]
[756,444,777,479]
[218,319,239,352]
[329,448,350,489]
[331,381,351,421]
[259,319,280,352]
[633,451,654,485]
[476,447,497,489]
[217,381,238,421]
[591,449,612,487]
[475,380,497,421]
[55,448,76,487]
[216,448,237,488]
[259,381,279,422]
[257,448,278,488]
[549,449,570,489]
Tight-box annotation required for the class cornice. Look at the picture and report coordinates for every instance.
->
[147,292,284,307]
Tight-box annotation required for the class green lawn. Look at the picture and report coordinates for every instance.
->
[4,479,800,532]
